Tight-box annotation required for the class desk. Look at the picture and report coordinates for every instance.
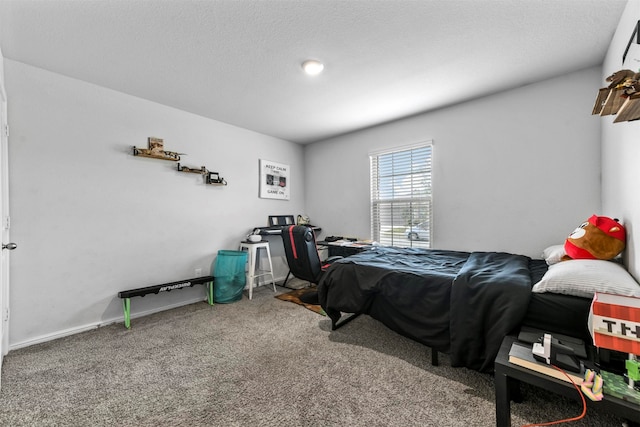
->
[253,225,321,236]
[318,240,373,258]
[494,335,640,427]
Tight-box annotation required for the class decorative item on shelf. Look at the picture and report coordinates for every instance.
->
[592,87,612,115]
[297,214,310,225]
[591,292,640,393]
[206,171,227,186]
[614,93,640,123]
[608,70,640,120]
[177,163,207,174]
[132,137,184,161]
[592,69,638,117]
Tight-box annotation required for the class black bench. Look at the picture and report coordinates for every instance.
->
[117,276,214,328]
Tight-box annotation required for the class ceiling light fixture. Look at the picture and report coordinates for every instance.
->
[302,59,324,76]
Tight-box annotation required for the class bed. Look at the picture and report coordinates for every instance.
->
[316,246,612,373]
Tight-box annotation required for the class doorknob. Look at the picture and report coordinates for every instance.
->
[2,243,16,250]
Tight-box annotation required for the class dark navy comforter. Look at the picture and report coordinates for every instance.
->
[317,246,532,372]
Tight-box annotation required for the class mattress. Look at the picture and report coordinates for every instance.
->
[523,258,593,343]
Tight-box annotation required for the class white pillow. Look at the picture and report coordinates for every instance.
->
[532,259,640,298]
[542,244,566,265]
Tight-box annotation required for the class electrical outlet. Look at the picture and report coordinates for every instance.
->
[195,268,202,277]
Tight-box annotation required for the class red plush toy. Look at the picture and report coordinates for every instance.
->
[564,215,626,260]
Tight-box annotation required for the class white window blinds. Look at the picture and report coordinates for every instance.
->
[370,142,432,248]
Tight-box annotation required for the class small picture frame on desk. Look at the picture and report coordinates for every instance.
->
[269,215,295,226]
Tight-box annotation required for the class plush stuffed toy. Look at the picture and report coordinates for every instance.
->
[564,215,626,260]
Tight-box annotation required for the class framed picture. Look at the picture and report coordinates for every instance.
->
[259,159,290,200]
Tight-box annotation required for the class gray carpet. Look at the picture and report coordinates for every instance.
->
[0,285,627,426]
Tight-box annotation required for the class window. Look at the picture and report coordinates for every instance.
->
[370,141,432,248]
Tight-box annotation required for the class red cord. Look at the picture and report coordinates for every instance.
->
[520,364,587,427]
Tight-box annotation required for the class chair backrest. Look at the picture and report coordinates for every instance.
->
[281,225,323,284]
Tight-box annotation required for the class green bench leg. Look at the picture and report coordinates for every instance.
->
[123,298,131,329]
[207,281,214,306]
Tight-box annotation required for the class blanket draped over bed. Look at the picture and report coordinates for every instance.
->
[317,247,533,372]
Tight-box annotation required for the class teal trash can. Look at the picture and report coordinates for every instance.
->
[213,250,248,303]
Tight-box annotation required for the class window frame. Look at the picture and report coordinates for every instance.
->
[369,141,433,248]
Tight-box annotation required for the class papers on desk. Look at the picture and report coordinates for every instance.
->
[326,239,373,247]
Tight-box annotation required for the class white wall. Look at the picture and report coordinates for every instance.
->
[305,67,602,258]
[602,0,640,279]
[5,60,305,348]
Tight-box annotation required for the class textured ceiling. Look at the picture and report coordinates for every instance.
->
[0,0,628,144]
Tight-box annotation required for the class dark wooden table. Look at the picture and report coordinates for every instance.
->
[494,335,640,427]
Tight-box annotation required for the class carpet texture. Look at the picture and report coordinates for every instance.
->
[275,286,326,316]
[0,285,627,426]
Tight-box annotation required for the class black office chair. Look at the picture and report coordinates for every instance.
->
[281,225,340,304]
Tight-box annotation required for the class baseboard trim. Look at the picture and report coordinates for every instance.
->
[9,277,292,351]
[9,296,208,351]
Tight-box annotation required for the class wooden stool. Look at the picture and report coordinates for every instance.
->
[239,241,276,300]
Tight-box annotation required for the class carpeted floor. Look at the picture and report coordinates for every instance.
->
[0,285,628,426]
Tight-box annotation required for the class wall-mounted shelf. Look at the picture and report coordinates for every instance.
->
[132,137,227,186]
[593,69,640,122]
[177,164,227,185]
[177,163,207,174]
[132,137,182,161]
